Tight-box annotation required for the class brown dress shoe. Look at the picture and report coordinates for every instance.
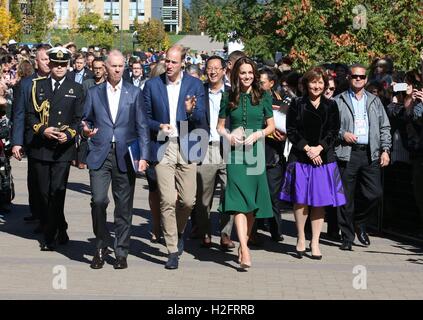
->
[220,234,235,251]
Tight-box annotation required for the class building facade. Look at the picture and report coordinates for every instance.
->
[51,0,182,32]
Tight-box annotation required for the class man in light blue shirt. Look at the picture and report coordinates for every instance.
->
[349,89,369,145]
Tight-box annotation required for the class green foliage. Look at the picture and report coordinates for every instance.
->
[30,0,55,43]
[183,6,191,32]
[203,0,423,72]
[77,12,115,48]
[135,19,168,51]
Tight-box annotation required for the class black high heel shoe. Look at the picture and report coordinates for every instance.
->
[295,249,306,259]
[309,243,322,260]
[295,241,306,259]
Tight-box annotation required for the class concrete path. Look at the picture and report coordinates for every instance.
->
[0,159,422,300]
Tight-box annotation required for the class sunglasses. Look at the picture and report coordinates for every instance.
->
[350,74,366,80]
[327,87,335,91]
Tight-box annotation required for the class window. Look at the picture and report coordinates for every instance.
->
[54,0,69,21]
[104,0,120,17]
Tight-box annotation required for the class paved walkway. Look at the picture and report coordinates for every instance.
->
[176,35,224,53]
[0,159,422,300]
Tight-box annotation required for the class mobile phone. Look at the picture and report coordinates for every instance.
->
[393,83,407,92]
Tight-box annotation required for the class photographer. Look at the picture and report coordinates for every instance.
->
[386,70,423,226]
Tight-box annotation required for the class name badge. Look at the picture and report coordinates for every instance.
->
[355,119,367,135]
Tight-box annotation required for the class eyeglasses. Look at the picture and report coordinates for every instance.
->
[350,74,366,80]
[206,67,223,72]
[327,87,335,91]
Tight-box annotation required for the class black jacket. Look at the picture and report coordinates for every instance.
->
[26,77,84,162]
[286,96,340,164]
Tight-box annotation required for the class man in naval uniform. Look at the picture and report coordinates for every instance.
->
[26,47,84,251]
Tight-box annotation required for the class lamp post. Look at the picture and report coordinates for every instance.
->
[120,0,123,51]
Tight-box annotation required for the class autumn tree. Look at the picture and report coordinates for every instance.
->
[0,0,20,43]
[182,6,191,33]
[77,12,115,48]
[203,0,423,72]
[135,19,169,51]
[9,0,22,41]
[30,0,55,43]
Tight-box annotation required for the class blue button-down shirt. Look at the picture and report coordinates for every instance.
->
[349,89,369,145]
[75,70,84,84]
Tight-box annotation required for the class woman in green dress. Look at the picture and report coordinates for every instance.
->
[217,57,275,270]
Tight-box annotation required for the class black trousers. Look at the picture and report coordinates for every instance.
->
[32,159,71,243]
[27,157,43,222]
[337,148,383,242]
[89,147,135,258]
[265,161,285,236]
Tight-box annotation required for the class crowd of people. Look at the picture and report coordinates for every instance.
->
[0,39,422,271]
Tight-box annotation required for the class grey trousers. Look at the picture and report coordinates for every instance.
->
[195,144,233,238]
[89,147,135,258]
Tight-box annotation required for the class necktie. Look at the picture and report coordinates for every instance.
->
[53,81,60,94]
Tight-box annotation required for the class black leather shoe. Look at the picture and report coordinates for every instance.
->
[33,224,45,234]
[356,227,370,246]
[24,215,38,223]
[57,230,69,245]
[113,257,128,270]
[340,240,353,251]
[177,234,184,256]
[40,242,56,251]
[271,234,284,242]
[90,248,108,269]
[165,252,179,270]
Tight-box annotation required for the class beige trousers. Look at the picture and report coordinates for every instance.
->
[155,140,197,254]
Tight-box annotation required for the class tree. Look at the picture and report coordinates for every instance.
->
[135,19,168,51]
[189,0,228,33]
[0,0,20,43]
[182,6,191,33]
[30,0,55,43]
[203,0,423,72]
[77,12,115,48]
[9,0,22,41]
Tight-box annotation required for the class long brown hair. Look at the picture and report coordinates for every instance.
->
[228,57,264,109]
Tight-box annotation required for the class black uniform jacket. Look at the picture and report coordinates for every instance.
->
[26,77,84,162]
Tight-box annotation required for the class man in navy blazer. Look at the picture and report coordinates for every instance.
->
[11,45,51,227]
[143,44,205,270]
[81,49,150,270]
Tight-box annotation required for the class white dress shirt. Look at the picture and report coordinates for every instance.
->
[166,72,183,138]
[208,84,225,142]
[107,79,123,142]
[50,77,65,92]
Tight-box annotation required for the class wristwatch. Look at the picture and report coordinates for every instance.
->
[382,148,390,154]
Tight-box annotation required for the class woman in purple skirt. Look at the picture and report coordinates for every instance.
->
[280,67,346,260]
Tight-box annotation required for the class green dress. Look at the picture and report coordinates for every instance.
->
[218,91,273,218]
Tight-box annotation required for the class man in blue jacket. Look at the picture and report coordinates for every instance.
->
[82,49,150,270]
[143,44,205,270]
